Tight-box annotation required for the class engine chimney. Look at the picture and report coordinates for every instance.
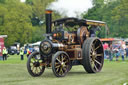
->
[45,10,52,34]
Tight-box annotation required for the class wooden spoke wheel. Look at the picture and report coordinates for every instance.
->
[52,51,70,77]
[82,37,104,73]
[27,51,45,77]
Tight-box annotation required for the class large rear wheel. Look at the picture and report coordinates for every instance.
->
[82,37,104,73]
[27,51,45,77]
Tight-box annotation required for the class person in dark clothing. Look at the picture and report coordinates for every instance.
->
[109,43,113,61]
[89,26,101,37]
[20,49,24,60]
[2,47,8,61]
[125,46,128,59]
[115,47,120,61]
[27,49,30,58]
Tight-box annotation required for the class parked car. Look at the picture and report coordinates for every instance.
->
[8,46,17,55]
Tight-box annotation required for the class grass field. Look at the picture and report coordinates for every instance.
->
[0,55,128,85]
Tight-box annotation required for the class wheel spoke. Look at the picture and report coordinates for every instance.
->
[55,62,60,65]
[64,60,69,64]
[37,67,40,74]
[58,67,62,75]
[38,67,41,73]
[93,40,97,45]
[95,45,101,51]
[56,58,61,63]
[56,67,60,72]
[38,59,42,62]
[31,66,34,71]
[62,67,67,72]
[30,63,33,66]
[94,64,98,71]
[91,61,95,68]
[32,67,36,73]
[90,56,95,66]
[55,65,61,68]
[39,66,42,71]
[35,67,38,74]
[37,68,40,74]
[31,59,35,63]
[96,53,103,57]
[63,56,66,62]
[60,67,64,75]
[31,57,36,62]
[30,61,34,63]
[58,56,61,61]
[95,59,102,66]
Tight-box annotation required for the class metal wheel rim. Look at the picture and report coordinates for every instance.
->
[89,39,104,72]
[29,53,44,75]
[54,53,70,76]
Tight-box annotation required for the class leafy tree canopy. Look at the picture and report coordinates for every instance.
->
[0,0,61,47]
[82,0,128,38]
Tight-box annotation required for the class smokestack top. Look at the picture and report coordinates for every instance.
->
[45,9,52,14]
[45,9,52,34]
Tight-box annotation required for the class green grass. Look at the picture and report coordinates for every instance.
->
[0,55,128,85]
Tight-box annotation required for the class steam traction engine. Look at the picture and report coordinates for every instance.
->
[27,10,106,77]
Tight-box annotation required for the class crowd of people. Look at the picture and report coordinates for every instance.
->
[2,41,128,61]
[2,47,32,61]
[104,42,128,61]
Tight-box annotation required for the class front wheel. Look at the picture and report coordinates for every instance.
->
[27,51,45,77]
[52,51,71,77]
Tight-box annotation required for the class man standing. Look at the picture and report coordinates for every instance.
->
[20,48,24,60]
[120,41,126,61]
[27,48,30,58]
[109,43,113,61]
[125,46,128,59]
[2,47,8,60]
[120,44,125,61]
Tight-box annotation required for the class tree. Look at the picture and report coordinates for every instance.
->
[111,0,128,37]
[0,0,61,47]
[82,0,128,38]
[26,0,61,43]
[0,0,5,3]
[0,0,33,46]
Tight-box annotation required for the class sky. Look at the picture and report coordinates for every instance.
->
[50,0,93,17]
[20,0,93,17]
[20,0,26,3]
